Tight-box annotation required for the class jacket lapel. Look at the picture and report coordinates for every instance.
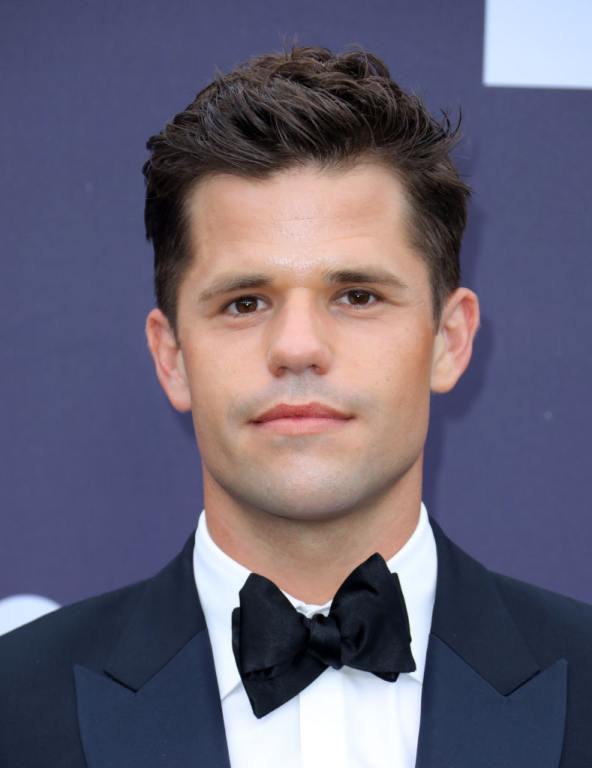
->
[416,520,567,768]
[74,534,231,768]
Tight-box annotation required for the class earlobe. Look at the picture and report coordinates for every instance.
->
[430,288,480,394]
[145,308,192,412]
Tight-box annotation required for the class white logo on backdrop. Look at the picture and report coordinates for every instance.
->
[484,0,592,89]
[0,594,60,636]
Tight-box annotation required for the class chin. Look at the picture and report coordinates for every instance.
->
[236,480,372,522]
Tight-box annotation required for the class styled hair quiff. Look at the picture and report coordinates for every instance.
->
[143,45,470,337]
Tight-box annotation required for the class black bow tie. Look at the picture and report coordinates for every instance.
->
[231,552,416,718]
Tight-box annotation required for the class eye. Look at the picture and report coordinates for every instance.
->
[221,289,382,317]
[336,289,382,308]
[223,295,267,316]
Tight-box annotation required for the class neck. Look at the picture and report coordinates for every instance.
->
[202,459,423,604]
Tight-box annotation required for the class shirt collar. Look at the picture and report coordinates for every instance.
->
[193,503,437,700]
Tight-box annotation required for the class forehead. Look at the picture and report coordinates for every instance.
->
[181,163,429,293]
[187,162,413,246]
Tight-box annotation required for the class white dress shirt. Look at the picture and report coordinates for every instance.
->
[193,503,437,768]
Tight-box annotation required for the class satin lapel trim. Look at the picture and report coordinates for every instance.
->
[75,629,231,768]
[428,518,541,694]
[103,532,205,692]
[415,636,567,768]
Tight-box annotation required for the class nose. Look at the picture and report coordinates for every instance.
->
[265,291,333,377]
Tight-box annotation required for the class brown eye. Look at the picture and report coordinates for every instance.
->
[225,296,262,315]
[338,289,380,307]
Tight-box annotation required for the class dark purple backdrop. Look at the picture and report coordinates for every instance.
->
[1,0,591,612]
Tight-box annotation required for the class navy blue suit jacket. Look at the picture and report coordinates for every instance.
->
[1,518,591,767]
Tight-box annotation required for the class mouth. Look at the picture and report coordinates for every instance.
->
[250,402,353,435]
[251,416,352,435]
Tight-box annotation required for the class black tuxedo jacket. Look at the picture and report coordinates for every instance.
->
[1,518,591,767]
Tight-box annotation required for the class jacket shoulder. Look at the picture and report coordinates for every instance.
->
[5,576,144,648]
[491,569,592,664]
[0,534,197,767]
[492,569,592,767]
[0,576,149,697]
[432,519,592,767]
[0,577,150,767]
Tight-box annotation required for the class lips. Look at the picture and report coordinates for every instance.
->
[252,402,351,423]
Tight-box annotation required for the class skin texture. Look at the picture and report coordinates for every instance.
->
[146,162,480,603]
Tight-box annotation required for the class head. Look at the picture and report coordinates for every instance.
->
[144,45,479,523]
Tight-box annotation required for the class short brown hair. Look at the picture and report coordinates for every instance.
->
[143,45,470,337]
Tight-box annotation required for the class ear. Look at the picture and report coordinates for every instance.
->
[145,308,192,412]
[430,288,480,393]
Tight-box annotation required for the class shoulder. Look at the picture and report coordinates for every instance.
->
[491,569,592,665]
[0,531,196,680]
[0,578,148,764]
[0,577,146,676]
[433,521,592,765]
[491,570,592,765]
[431,517,592,664]
[0,535,197,765]
[0,577,149,717]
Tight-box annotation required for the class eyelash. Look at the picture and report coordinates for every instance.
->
[221,289,383,317]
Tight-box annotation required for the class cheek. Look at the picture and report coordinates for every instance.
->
[370,331,434,408]
[186,337,240,390]
[183,338,260,435]
[183,346,231,421]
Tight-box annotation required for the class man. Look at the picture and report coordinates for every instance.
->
[1,45,591,768]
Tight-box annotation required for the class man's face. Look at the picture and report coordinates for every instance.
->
[172,162,447,521]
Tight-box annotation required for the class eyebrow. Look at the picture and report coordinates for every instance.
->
[197,268,409,303]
